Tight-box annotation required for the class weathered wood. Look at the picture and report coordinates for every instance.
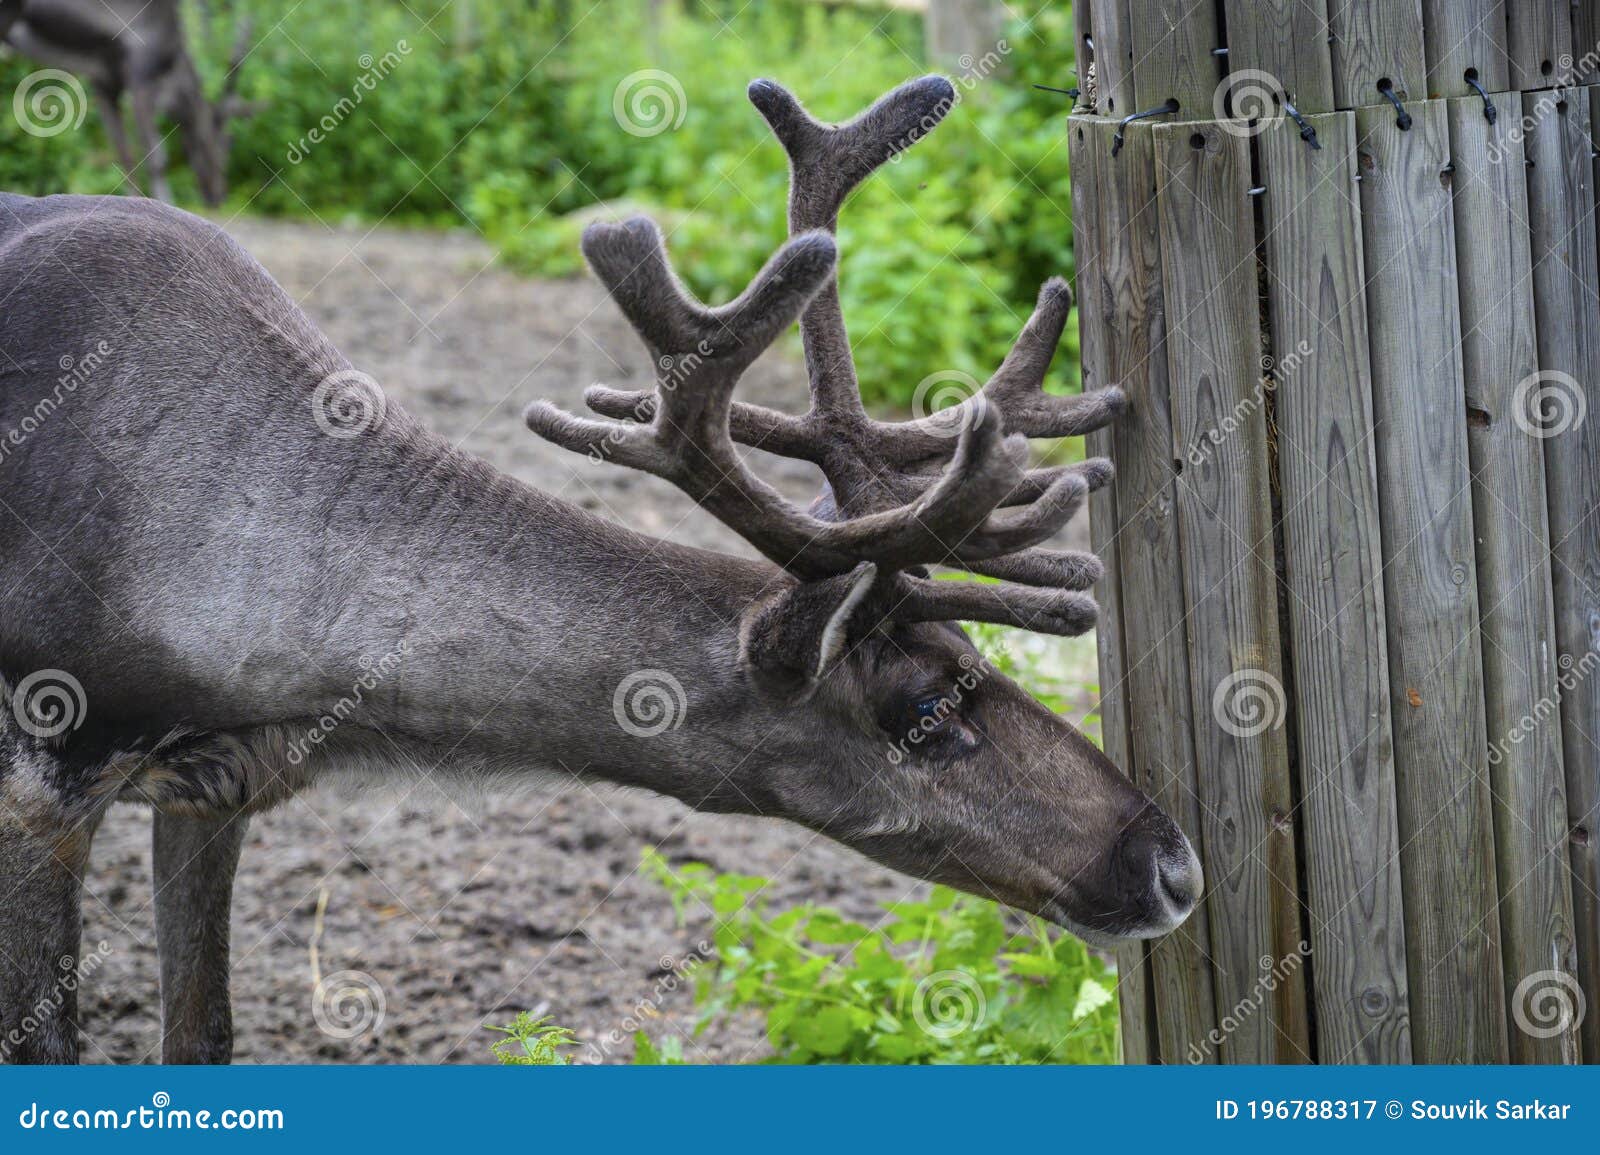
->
[1151,122,1308,1064]
[1089,0,1136,117]
[1069,118,1156,1066]
[1220,0,1334,113]
[1328,0,1426,110]
[1073,114,1218,1062]
[1505,0,1573,90]
[1355,97,1497,1065]
[1129,1,1220,118]
[1257,110,1409,1064]
[1521,89,1600,1065]
[1574,2,1600,85]
[1421,0,1508,97]
[1446,93,1567,1065]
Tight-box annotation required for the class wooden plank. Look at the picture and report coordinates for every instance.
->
[1129,1,1221,118]
[1328,0,1427,110]
[1355,97,1499,1065]
[1076,115,1218,1062]
[1446,94,1569,1065]
[1069,117,1156,1066]
[1421,0,1509,97]
[1090,0,1136,117]
[1075,0,1096,106]
[1152,122,1308,1064]
[1257,111,1409,1064]
[1575,2,1600,85]
[1505,0,1573,91]
[1221,0,1335,113]
[1522,89,1600,1065]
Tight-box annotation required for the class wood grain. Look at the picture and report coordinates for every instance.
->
[1258,110,1410,1063]
[1421,0,1509,96]
[1075,115,1219,1062]
[1521,89,1598,1065]
[1221,0,1335,113]
[1129,0,1222,118]
[1328,0,1427,109]
[1505,0,1573,91]
[1069,117,1157,1065]
[1089,0,1137,117]
[1152,122,1309,1063]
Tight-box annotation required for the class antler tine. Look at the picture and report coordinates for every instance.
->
[527,218,1032,580]
[892,573,1099,637]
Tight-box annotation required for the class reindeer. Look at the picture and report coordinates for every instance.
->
[0,0,252,205]
[0,75,1200,1064]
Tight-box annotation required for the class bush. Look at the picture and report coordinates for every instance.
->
[0,0,1083,409]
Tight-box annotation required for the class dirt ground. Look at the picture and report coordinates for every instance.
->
[76,214,1094,1065]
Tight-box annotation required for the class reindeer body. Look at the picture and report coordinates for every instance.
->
[0,78,1200,1065]
[1,0,245,205]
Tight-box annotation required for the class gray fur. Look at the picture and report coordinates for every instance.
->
[0,78,1199,1066]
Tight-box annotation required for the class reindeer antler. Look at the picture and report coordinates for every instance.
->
[532,77,1121,637]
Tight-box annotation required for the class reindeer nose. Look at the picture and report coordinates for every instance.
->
[1119,808,1203,924]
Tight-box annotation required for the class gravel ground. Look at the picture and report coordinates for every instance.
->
[76,214,1094,1065]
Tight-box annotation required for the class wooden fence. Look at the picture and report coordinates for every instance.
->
[1070,0,1600,1063]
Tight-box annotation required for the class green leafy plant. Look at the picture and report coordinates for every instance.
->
[488,1012,578,1065]
[637,848,1119,1065]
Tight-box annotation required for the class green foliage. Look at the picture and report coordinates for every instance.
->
[488,1012,578,1065]
[637,847,1120,1065]
[0,1,1083,408]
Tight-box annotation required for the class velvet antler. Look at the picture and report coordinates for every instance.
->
[532,77,1123,637]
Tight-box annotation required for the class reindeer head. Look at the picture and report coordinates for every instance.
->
[526,77,1200,944]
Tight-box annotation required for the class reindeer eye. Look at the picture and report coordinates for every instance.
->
[913,696,945,719]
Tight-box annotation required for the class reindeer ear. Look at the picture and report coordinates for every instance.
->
[739,563,878,701]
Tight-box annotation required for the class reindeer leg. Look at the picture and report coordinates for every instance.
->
[92,84,143,198]
[127,83,174,203]
[0,747,105,1064]
[152,810,246,1064]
